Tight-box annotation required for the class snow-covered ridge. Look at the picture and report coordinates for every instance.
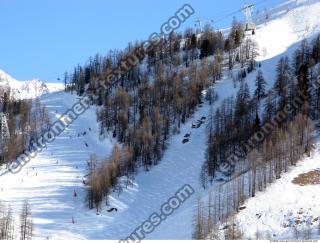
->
[0,69,64,99]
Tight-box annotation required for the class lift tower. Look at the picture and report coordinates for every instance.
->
[242,4,256,32]
[0,112,10,155]
[195,17,202,34]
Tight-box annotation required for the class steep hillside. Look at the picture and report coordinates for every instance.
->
[254,0,320,61]
[0,91,116,239]
[235,141,320,240]
[0,0,320,240]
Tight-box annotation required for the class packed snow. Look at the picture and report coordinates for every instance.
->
[0,91,116,239]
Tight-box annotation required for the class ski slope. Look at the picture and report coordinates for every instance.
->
[0,92,116,239]
[255,0,320,61]
[0,0,320,239]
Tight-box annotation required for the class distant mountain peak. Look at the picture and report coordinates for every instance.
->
[0,70,63,99]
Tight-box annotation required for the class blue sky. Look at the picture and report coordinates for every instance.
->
[0,0,285,82]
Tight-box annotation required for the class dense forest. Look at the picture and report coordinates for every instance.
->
[63,19,262,211]
[60,13,320,230]
[203,36,320,184]
[194,35,320,239]
[0,90,50,165]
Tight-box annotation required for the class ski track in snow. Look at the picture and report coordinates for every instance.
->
[0,92,116,239]
[0,78,235,240]
[1,0,320,239]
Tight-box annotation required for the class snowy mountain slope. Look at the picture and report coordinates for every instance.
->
[235,139,320,240]
[0,91,117,240]
[0,0,320,240]
[0,76,236,240]
[102,0,320,239]
[213,0,320,239]
[0,70,64,99]
[254,0,320,61]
